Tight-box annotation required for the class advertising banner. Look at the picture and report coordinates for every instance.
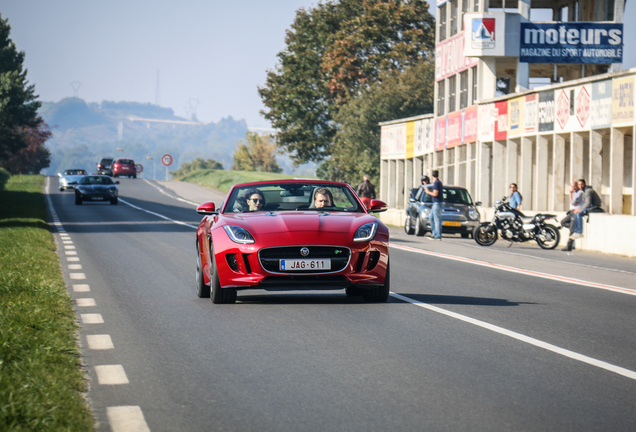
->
[507,96,524,138]
[478,103,496,141]
[463,106,478,144]
[436,116,447,151]
[435,32,479,81]
[538,90,555,132]
[612,76,635,126]
[380,123,406,159]
[524,93,538,134]
[494,101,508,141]
[520,22,623,64]
[447,111,462,148]
[413,119,431,157]
[590,79,612,129]
[406,121,415,159]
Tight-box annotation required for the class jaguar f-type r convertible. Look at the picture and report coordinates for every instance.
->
[195,180,390,304]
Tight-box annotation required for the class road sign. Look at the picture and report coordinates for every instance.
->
[161,154,173,166]
[135,164,143,173]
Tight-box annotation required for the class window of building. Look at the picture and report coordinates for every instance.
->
[437,81,445,116]
[449,75,457,113]
[439,5,447,42]
[460,71,468,109]
[471,66,478,104]
[450,1,459,36]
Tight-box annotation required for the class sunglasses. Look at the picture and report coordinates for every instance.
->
[250,198,263,203]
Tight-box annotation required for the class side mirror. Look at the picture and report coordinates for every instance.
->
[57,173,62,177]
[115,181,120,184]
[367,199,388,213]
[475,201,481,206]
[196,202,217,215]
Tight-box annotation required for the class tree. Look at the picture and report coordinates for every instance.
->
[318,60,435,184]
[0,122,51,174]
[0,14,45,166]
[259,0,434,166]
[171,157,224,177]
[232,132,282,173]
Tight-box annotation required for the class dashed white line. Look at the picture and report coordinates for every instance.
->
[87,334,114,350]
[68,264,82,270]
[81,313,104,324]
[69,272,86,280]
[95,365,129,385]
[76,298,96,307]
[64,250,77,255]
[73,284,90,292]
[107,406,150,432]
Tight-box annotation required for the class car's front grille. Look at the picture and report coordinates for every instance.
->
[259,246,351,274]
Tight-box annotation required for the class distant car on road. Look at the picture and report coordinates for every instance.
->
[112,158,137,178]
[405,185,481,238]
[96,157,114,176]
[74,175,119,205]
[58,169,88,191]
[195,179,390,304]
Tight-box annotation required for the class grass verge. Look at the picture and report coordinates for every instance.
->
[0,174,94,431]
[175,169,315,193]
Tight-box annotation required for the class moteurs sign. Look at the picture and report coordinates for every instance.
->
[520,22,623,64]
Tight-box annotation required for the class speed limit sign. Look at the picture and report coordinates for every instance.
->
[161,154,173,166]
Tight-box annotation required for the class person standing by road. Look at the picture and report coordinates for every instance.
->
[508,183,522,210]
[357,175,376,209]
[424,170,443,240]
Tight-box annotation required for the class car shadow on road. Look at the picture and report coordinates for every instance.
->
[395,293,534,307]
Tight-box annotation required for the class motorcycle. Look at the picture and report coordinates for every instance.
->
[473,198,560,249]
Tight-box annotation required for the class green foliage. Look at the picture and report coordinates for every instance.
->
[0,14,46,166]
[171,157,224,177]
[0,167,8,189]
[321,60,435,184]
[0,175,94,430]
[232,132,282,173]
[259,0,434,166]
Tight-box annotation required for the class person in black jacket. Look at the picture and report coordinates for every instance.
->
[357,175,376,209]
[570,179,603,240]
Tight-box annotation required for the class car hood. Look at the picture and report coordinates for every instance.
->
[77,184,116,191]
[62,175,85,183]
[219,211,379,241]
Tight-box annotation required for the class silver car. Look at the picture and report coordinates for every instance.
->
[405,185,481,238]
[58,169,88,191]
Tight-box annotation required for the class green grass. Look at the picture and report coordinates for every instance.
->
[175,169,316,193]
[0,175,94,431]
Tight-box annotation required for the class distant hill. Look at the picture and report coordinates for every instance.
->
[40,98,249,178]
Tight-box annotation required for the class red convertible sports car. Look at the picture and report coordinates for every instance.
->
[195,180,390,304]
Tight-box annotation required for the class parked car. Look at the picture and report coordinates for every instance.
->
[405,185,481,238]
[112,158,137,178]
[195,180,390,304]
[74,175,119,205]
[96,157,114,176]
[57,169,88,191]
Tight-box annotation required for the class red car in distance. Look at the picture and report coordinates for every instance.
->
[195,180,390,304]
[112,158,137,178]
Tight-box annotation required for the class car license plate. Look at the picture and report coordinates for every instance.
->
[91,197,104,200]
[443,221,461,227]
[280,259,331,271]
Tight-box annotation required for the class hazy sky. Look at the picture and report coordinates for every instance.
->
[2,1,635,129]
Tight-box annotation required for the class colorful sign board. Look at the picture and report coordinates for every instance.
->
[520,22,623,63]
[435,32,479,81]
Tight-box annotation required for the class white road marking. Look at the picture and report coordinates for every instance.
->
[391,292,636,381]
[70,272,86,280]
[81,313,104,324]
[391,244,636,297]
[144,178,199,206]
[107,406,150,432]
[73,284,90,292]
[95,365,129,385]
[63,240,73,244]
[76,298,96,307]
[87,334,114,350]
[67,256,80,262]
[65,250,77,255]
[119,197,198,229]
[64,244,76,249]
[68,264,82,270]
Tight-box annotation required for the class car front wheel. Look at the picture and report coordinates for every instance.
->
[196,242,210,298]
[414,216,425,236]
[75,195,82,205]
[404,216,415,235]
[362,262,390,303]
[209,243,237,304]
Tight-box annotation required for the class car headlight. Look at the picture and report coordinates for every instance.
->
[422,207,431,216]
[353,222,378,242]
[468,208,480,220]
[223,225,255,244]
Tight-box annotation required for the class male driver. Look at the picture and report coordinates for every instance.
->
[424,170,443,240]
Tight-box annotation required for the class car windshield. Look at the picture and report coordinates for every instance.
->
[79,176,115,185]
[63,169,87,175]
[417,186,473,205]
[118,159,134,164]
[224,182,365,213]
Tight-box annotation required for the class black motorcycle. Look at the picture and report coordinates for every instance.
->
[473,198,560,249]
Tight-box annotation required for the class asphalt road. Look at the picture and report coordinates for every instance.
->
[45,177,636,432]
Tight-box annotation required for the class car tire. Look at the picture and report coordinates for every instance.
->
[196,242,211,298]
[111,197,118,205]
[59,187,64,192]
[461,232,469,238]
[75,195,82,205]
[404,216,415,235]
[414,216,425,236]
[132,174,137,179]
[209,243,237,304]
[363,261,390,303]
[345,286,363,297]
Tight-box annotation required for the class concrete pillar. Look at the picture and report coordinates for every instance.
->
[536,135,550,210]
[493,140,507,201]
[380,159,389,202]
[553,134,566,211]
[590,130,603,197]
[520,137,533,210]
[571,132,585,180]
[506,139,519,186]
[405,158,414,199]
[479,141,492,206]
[516,62,529,92]
[610,128,625,214]
[397,159,405,209]
[480,59,497,101]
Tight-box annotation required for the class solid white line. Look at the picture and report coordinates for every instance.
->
[76,298,96,307]
[107,406,150,432]
[391,243,636,297]
[81,313,104,324]
[87,334,114,350]
[391,292,636,381]
[95,365,129,385]
[144,178,199,206]
[119,198,198,229]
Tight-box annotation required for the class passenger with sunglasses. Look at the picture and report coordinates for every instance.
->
[245,189,266,212]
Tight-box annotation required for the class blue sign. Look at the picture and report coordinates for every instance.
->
[520,22,623,64]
